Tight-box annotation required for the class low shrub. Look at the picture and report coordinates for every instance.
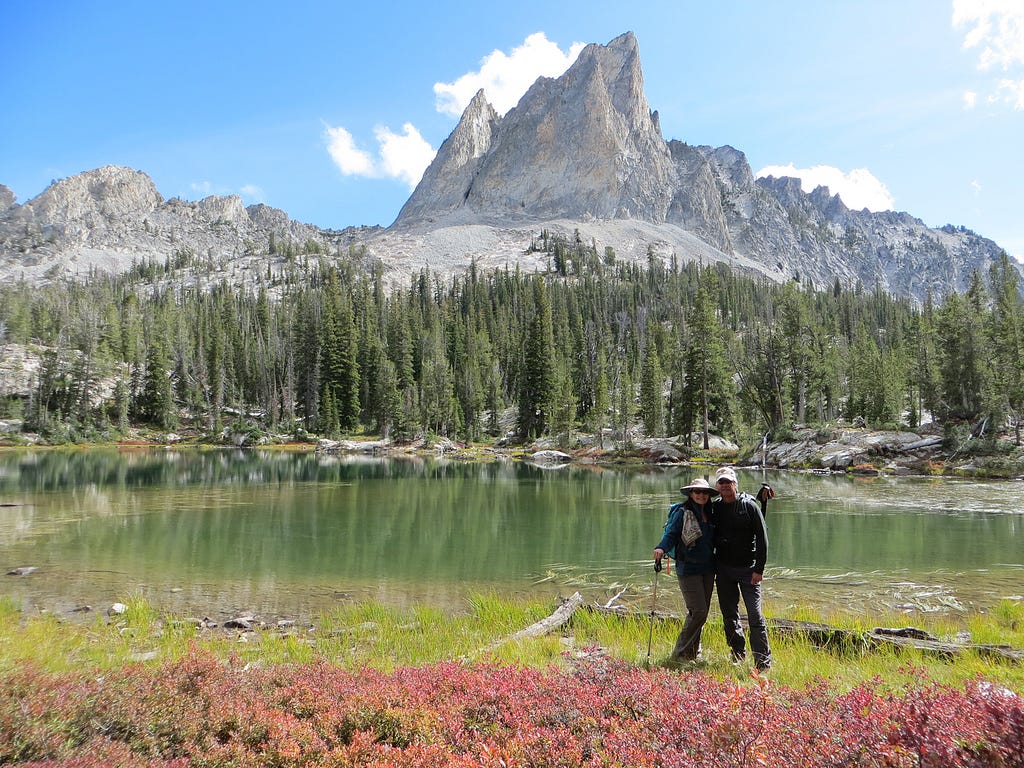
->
[1,651,1021,767]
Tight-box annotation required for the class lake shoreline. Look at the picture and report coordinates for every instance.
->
[321,423,1024,479]
[4,424,1024,478]
[3,416,1024,478]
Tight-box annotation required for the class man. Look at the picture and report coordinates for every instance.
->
[710,466,772,670]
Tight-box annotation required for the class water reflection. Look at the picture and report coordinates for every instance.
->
[0,449,1021,621]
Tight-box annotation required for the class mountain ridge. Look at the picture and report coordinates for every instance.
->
[0,33,1018,302]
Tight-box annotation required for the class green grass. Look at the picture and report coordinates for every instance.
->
[1,593,1021,693]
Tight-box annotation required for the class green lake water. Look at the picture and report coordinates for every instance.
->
[0,449,1021,622]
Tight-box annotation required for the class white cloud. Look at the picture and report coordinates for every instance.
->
[325,122,436,190]
[374,123,436,189]
[755,164,895,212]
[240,185,265,202]
[434,32,586,117]
[971,179,983,195]
[997,77,1024,108]
[325,125,377,177]
[954,1,1024,109]
[963,89,978,108]
[954,0,1024,69]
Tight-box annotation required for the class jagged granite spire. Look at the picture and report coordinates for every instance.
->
[393,89,500,226]
[393,32,676,228]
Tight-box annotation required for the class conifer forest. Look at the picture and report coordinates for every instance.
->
[1,234,1022,450]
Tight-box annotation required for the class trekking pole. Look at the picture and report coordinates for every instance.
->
[644,559,662,669]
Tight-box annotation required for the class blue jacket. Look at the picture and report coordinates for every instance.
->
[656,498,715,576]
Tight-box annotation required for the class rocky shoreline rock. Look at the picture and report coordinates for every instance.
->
[759,427,945,473]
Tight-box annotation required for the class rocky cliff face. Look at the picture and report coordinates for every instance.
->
[0,165,346,284]
[392,32,1016,301]
[0,34,1017,302]
[395,33,676,228]
[0,184,17,212]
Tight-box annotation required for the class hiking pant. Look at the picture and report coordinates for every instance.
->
[671,570,715,661]
[716,564,772,670]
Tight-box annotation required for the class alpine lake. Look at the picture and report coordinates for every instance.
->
[1,448,1022,624]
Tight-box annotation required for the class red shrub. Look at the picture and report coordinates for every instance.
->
[1,651,1021,767]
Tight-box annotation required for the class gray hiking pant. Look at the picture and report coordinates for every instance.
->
[716,564,772,670]
[671,570,715,661]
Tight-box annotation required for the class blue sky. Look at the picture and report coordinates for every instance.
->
[2,1,1022,259]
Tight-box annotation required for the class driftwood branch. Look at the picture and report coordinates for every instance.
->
[505,591,585,641]
[466,592,585,659]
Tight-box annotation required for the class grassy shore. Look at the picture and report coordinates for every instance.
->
[2,593,1021,694]
[2,594,1022,767]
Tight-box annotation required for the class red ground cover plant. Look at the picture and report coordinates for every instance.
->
[1,650,1021,767]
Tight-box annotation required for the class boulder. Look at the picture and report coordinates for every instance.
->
[530,450,573,464]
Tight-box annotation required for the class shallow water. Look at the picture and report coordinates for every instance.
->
[0,449,1021,622]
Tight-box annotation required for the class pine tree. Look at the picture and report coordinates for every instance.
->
[683,271,732,446]
[777,282,813,423]
[319,270,360,432]
[614,365,635,447]
[372,349,401,438]
[590,351,611,447]
[988,252,1024,442]
[638,324,664,436]
[912,290,942,424]
[936,289,985,421]
[135,328,176,430]
[419,322,455,436]
[549,362,576,447]
[517,277,555,440]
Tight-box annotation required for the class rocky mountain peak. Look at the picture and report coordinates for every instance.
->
[0,166,338,284]
[0,184,15,211]
[196,194,248,224]
[393,32,675,229]
[26,165,163,222]
[388,32,1019,301]
[392,89,501,227]
[572,31,647,128]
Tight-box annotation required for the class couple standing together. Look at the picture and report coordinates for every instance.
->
[653,466,773,670]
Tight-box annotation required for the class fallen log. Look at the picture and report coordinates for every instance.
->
[868,626,1024,663]
[466,592,585,659]
[768,618,1024,663]
[586,607,1024,663]
[504,591,585,641]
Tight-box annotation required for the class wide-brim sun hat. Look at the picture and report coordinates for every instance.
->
[680,477,714,493]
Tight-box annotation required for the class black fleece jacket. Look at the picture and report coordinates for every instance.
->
[711,492,768,573]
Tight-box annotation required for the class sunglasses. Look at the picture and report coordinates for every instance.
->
[716,479,735,485]
[690,489,711,495]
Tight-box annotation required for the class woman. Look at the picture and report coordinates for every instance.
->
[653,477,716,665]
